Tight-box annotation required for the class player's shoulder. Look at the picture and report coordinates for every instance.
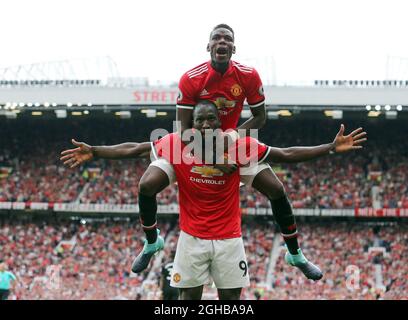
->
[231,60,258,76]
[156,132,177,144]
[164,132,179,141]
[182,61,210,80]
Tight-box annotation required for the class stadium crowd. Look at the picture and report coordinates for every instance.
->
[270,222,408,300]
[1,117,408,208]
[0,218,406,300]
[0,218,275,300]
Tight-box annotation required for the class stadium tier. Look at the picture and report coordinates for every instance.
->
[1,115,407,216]
[1,99,407,300]
[0,217,406,300]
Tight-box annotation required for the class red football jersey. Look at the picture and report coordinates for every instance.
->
[152,133,269,240]
[176,60,265,131]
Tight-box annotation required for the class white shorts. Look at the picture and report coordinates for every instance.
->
[150,158,271,187]
[170,231,250,289]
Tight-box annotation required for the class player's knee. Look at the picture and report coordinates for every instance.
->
[138,179,158,197]
[265,181,286,200]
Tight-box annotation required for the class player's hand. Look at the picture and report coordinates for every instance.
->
[214,153,238,174]
[60,139,94,168]
[333,124,367,153]
[214,163,238,174]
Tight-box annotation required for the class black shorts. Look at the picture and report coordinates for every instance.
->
[0,289,10,300]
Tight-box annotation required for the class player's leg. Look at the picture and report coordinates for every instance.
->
[169,288,180,300]
[138,164,170,243]
[0,289,10,300]
[170,231,212,300]
[217,288,242,300]
[210,237,250,300]
[250,167,323,280]
[163,288,180,300]
[251,166,300,253]
[132,161,174,273]
[179,286,204,300]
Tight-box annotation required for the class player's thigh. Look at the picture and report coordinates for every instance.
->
[170,231,212,289]
[139,160,173,195]
[179,286,204,300]
[163,288,180,300]
[251,165,285,199]
[217,288,242,300]
[240,162,272,187]
[210,237,250,289]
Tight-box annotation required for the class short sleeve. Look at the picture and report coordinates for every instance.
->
[245,68,265,108]
[232,136,269,166]
[152,133,182,164]
[176,73,196,110]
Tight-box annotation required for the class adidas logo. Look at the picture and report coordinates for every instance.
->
[200,89,209,96]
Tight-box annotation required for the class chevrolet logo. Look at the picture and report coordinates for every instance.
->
[191,166,224,178]
[214,97,236,109]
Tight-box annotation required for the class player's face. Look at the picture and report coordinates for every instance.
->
[193,107,221,135]
[207,28,235,64]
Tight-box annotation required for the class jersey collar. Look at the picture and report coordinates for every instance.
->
[208,60,233,76]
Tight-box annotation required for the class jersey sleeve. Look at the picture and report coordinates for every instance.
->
[245,68,265,108]
[176,73,196,110]
[9,272,16,281]
[232,136,270,166]
[152,133,182,164]
[152,133,172,162]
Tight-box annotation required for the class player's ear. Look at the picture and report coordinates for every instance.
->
[232,45,236,54]
[206,43,210,52]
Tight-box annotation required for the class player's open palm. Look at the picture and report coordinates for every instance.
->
[60,139,94,168]
[333,124,367,153]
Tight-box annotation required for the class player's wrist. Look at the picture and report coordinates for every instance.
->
[329,142,336,154]
[225,130,240,143]
[90,146,97,159]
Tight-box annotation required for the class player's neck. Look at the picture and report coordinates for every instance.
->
[211,60,229,74]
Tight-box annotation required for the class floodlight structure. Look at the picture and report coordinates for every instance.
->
[0,56,120,85]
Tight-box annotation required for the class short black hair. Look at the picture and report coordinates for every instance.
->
[211,24,234,40]
[193,100,219,118]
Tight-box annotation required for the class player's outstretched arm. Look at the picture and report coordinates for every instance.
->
[265,124,367,163]
[60,139,152,168]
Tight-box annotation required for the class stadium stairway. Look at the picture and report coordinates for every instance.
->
[374,264,385,291]
[266,233,283,290]
[368,246,387,292]
[372,186,382,209]
[75,182,90,203]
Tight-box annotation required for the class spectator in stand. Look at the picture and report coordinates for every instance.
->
[0,260,17,300]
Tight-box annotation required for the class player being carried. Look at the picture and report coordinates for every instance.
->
[60,100,367,299]
[132,23,329,280]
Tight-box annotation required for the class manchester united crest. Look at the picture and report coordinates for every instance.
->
[173,273,181,283]
[231,84,243,97]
